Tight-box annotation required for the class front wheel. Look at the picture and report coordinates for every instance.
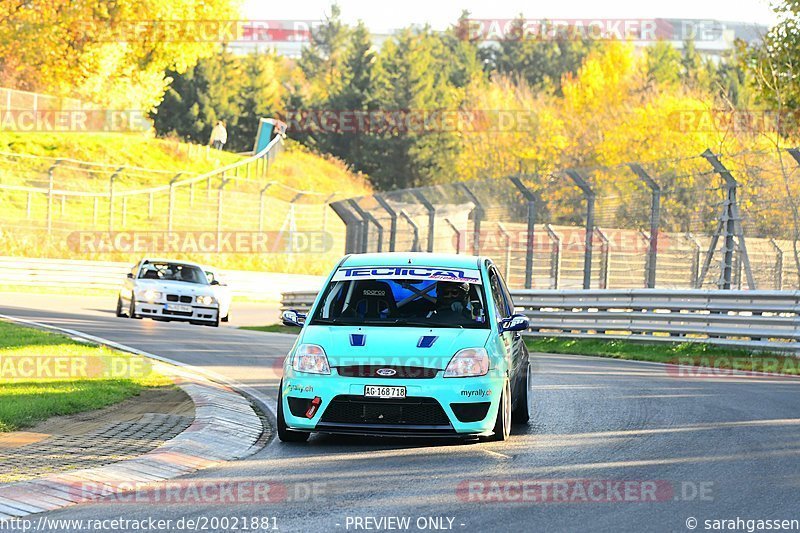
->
[128,297,141,319]
[115,297,125,317]
[277,381,310,443]
[490,380,512,441]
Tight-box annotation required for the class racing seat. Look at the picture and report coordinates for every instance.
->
[350,281,397,319]
[142,269,159,279]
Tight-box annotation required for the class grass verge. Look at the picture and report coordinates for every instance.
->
[0,320,172,432]
[525,337,800,375]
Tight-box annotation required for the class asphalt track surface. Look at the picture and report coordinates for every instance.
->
[2,291,800,533]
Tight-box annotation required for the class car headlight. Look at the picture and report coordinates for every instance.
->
[141,289,162,302]
[196,295,216,305]
[444,348,490,378]
[291,344,331,375]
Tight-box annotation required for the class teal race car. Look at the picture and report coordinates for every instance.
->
[277,253,531,442]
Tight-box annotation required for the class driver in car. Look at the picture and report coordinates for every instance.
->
[429,281,472,320]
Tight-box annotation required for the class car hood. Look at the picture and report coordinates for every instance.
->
[135,279,214,296]
[299,326,492,369]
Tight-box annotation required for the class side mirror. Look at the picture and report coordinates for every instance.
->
[281,309,307,328]
[126,273,134,279]
[210,279,220,286]
[500,313,529,333]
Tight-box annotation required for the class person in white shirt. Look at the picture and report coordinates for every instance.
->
[209,121,227,150]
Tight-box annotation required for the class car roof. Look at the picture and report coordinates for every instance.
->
[140,258,205,269]
[339,252,485,269]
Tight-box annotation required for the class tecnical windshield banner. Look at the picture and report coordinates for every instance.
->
[332,266,482,284]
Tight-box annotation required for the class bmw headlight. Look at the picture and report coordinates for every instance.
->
[141,289,162,302]
[444,348,490,378]
[292,344,331,375]
[196,295,216,306]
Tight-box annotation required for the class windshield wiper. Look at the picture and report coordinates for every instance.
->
[310,318,360,326]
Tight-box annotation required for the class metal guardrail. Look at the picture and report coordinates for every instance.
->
[280,288,800,353]
[0,257,324,302]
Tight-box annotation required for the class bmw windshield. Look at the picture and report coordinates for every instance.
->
[310,266,489,329]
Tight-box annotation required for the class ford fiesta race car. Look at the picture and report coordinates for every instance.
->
[116,258,221,327]
[277,253,531,442]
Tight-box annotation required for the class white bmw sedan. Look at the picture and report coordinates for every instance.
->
[116,258,221,327]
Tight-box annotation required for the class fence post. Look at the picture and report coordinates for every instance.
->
[458,183,484,255]
[444,218,461,254]
[258,183,273,233]
[108,166,124,233]
[400,210,421,252]
[628,164,661,288]
[410,190,436,253]
[510,176,538,289]
[26,192,32,218]
[216,178,230,248]
[770,238,783,290]
[329,201,362,254]
[545,224,562,289]
[699,149,755,290]
[167,174,181,233]
[374,194,398,252]
[349,199,383,253]
[594,227,611,289]
[121,197,127,227]
[46,160,60,235]
[565,170,595,289]
[322,193,336,234]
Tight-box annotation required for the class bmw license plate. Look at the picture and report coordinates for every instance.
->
[165,304,192,313]
[364,385,406,399]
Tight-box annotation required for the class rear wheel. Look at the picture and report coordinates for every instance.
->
[277,381,310,443]
[511,362,530,424]
[115,297,125,317]
[491,380,512,441]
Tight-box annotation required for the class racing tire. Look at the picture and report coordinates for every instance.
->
[128,297,141,319]
[221,313,229,323]
[115,297,125,318]
[490,380,512,441]
[277,381,310,443]
[511,362,530,424]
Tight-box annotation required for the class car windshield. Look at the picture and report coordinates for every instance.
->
[310,270,488,329]
[138,262,209,285]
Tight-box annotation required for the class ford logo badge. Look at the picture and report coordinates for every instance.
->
[376,368,397,377]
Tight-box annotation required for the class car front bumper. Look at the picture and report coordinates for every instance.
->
[281,368,505,436]
[133,300,219,323]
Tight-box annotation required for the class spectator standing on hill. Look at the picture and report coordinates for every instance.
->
[210,121,227,150]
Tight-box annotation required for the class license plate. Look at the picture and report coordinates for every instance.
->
[165,304,192,313]
[364,385,406,399]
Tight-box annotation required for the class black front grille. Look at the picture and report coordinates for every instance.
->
[336,365,439,379]
[167,294,178,302]
[319,395,450,426]
[166,294,192,303]
[450,402,491,423]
